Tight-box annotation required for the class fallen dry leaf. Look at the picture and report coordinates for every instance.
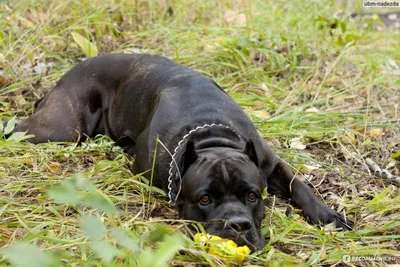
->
[305,107,320,112]
[290,137,306,150]
[304,164,320,172]
[224,10,246,26]
[48,161,62,174]
[354,127,385,138]
[251,110,270,120]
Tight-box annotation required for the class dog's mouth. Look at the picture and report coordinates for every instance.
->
[211,230,257,249]
[201,220,265,251]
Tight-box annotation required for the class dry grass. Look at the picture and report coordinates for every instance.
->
[0,0,399,266]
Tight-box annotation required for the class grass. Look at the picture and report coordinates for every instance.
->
[0,0,399,266]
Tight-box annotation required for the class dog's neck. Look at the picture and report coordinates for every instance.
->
[195,137,243,150]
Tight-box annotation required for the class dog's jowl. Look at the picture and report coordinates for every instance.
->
[14,53,353,250]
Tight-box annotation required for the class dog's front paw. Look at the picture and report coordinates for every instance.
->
[304,201,354,230]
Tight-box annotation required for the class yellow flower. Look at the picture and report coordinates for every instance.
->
[236,245,251,263]
[193,233,251,264]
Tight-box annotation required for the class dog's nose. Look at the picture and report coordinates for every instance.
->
[227,216,252,232]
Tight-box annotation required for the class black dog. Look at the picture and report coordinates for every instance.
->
[14,53,353,250]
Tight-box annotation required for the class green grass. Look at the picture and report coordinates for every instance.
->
[1,0,400,266]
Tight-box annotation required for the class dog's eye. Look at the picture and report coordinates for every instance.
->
[199,195,210,205]
[247,192,257,202]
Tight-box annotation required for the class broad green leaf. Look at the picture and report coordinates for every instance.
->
[4,243,60,267]
[111,228,140,252]
[143,225,172,243]
[85,194,119,215]
[71,32,98,58]
[48,179,80,205]
[305,247,325,265]
[7,132,33,142]
[91,241,120,263]
[138,234,185,267]
[78,177,97,193]
[97,160,115,171]
[392,151,400,161]
[4,116,17,135]
[82,215,107,241]
[152,234,185,264]
[137,248,153,266]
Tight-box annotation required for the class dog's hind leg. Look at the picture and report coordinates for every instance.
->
[13,89,101,144]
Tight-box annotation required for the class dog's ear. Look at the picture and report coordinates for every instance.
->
[244,139,258,167]
[182,140,198,174]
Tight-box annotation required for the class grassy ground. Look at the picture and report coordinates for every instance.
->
[1,0,400,266]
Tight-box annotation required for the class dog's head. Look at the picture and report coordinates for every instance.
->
[177,140,266,250]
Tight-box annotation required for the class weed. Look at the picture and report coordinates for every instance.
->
[0,0,399,266]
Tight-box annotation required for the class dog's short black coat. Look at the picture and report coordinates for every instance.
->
[15,53,353,250]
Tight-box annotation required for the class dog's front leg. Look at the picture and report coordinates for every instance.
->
[266,160,354,230]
